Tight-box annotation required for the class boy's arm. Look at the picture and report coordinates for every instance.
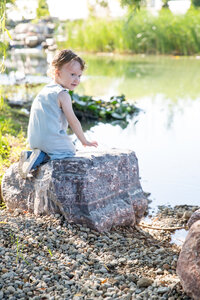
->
[58,91,98,147]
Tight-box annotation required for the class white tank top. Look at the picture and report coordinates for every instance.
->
[27,82,76,159]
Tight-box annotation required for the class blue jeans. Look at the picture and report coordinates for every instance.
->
[27,151,50,171]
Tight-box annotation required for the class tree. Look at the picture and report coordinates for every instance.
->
[193,0,200,7]
[0,0,14,99]
[96,0,143,10]
[162,0,169,8]
[36,0,50,19]
[120,0,142,10]
[0,0,7,74]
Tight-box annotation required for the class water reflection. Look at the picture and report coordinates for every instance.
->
[79,54,200,101]
[6,48,49,75]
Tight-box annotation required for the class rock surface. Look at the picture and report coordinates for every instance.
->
[176,210,200,300]
[1,149,147,232]
[187,208,200,228]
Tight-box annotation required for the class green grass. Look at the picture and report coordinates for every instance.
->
[0,84,45,191]
[0,102,27,198]
[57,7,200,55]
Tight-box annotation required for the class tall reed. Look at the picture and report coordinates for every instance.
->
[57,8,200,55]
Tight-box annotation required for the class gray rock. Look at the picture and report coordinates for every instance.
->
[12,21,55,48]
[1,149,147,232]
[2,271,16,279]
[183,210,192,221]
[6,286,15,293]
[157,286,170,294]
[137,277,153,288]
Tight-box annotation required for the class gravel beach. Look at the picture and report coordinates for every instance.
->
[0,205,198,300]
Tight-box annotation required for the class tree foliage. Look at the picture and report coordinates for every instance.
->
[97,0,143,10]
[120,0,142,10]
[0,0,7,73]
[0,0,14,102]
[193,0,200,7]
[36,0,50,19]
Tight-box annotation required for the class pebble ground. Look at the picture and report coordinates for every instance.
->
[0,205,198,300]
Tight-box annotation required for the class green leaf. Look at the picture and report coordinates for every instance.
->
[5,27,12,40]
[111,112,126,119]
[72,94,87,106]
[0,94,3,109]
[73,99,87,106]
[88,104,98,111]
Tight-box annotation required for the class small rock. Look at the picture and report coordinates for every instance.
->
[156,268,163,275]
[157,286,170,294]
[118,257,126,264]
[163,264,170,270]
[7,286,16,293]
[177,211,183,218]
[183,211,192,220]
[2,268,8,273]
[137,277,153,288]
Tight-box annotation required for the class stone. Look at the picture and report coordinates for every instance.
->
[10,20,55,49]
[6,286,15,293]
[176,220,200,300]
[1,149,147,232]
[137,277,153,288]
[183,210,192,221]
[25,35,43,48]
[187,209,200,228]
[157,286,170,294]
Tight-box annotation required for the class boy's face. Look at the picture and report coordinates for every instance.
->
[56,60,83,90]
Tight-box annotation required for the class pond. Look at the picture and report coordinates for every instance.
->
[2,51,200,212]
[78,54,200,212]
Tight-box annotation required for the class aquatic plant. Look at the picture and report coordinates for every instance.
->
[70,92,139,121]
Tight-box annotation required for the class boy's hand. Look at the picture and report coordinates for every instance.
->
[83,140,98,147]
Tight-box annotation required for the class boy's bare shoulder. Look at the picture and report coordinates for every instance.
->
[58,90,71,103]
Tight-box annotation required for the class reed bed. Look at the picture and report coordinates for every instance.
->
[57,8,200,55]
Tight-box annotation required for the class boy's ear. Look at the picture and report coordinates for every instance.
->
[55,69,60,77]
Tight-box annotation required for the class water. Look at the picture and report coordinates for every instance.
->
[2,52,200,211]
[171,229,187,246]
[76,54,200,211]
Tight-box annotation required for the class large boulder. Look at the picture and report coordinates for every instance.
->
[176,209,200,299]
[1,149,147,232]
